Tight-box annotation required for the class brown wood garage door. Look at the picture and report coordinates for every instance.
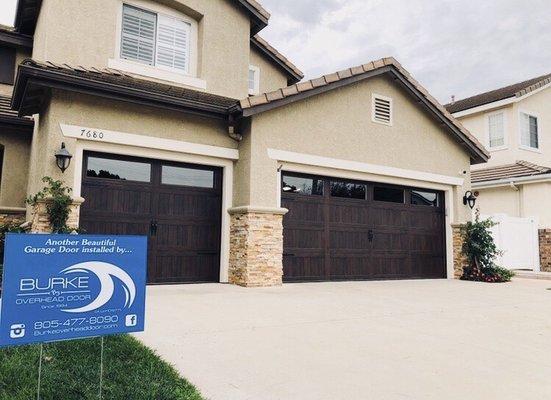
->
[281,173,446,282]
[80,152,222,284]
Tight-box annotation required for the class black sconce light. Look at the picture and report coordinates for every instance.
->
[55,142,72,173]
[463,190,478,209]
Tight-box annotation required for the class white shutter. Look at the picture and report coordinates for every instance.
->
[156,15,191,73]
[372,95,392,125]
[121,5,157,65]
[488,113,504,148]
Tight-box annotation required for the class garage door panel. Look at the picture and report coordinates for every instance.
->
[282,172,446,282]
[80,152,222,284]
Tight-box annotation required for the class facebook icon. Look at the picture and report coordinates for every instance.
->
[125,314,138,327]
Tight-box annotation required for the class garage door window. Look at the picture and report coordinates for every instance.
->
[330,181,366,199]
[411,190,439,207]
[162,165,214,188]
[86,156,151,182]
[282,175,323,195]
[373,186,404,203]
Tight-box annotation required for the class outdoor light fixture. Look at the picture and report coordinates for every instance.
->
[55,142,72,173]
[463,190,477,209]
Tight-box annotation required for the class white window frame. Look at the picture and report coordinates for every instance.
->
[110,0,205,90]
[518,110,541,153]
[371,93,393,126]
[485,110,507,151]
[248,65,260,95]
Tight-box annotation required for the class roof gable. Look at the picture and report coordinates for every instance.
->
[236,57,489,165]
[445,73,551,114]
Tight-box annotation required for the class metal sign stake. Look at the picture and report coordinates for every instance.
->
[36,343,43,400]
[99,336,105,400]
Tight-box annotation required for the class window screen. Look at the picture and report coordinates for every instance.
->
[520,113,538,149]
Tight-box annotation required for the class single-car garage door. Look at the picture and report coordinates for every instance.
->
[281,173,446,282]
[80,152,222,284]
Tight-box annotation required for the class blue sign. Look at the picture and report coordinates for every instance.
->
[0,234,147,347]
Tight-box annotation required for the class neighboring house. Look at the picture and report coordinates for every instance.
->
[0,0,488,286]
[446,74,551,271]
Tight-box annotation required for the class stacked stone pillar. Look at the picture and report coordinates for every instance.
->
[228,206,288,287]
[452,224,467,279]
[538,229,551,272]
[30,197,85,233]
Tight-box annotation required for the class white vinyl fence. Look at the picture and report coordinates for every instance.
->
[482,214,540,272]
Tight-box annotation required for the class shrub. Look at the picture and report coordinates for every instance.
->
[461,210,514,283]
[27,177,74,233]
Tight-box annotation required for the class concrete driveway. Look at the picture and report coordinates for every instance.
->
[136,279,551,400]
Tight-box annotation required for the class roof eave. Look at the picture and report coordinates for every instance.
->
[250,36,303,84]
[12,63,232,120]
[473,173,551,188]
[0,30,33,49]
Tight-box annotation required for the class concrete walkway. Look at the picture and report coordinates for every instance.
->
[136,279,551,400]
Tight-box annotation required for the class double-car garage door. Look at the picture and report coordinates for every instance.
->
[281,173,446,282]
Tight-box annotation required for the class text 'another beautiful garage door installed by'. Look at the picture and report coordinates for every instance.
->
[80,152,222,284]
[281,173,446,282]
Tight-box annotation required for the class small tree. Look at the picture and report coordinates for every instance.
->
[460,209,513,283]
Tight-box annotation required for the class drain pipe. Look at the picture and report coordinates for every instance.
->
[228,114,243,142]
[509,181,519,191]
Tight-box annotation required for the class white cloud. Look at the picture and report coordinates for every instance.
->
[259,0,551,103]
[0,0,18,27]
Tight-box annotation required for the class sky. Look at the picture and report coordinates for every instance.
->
[0,0,549,103]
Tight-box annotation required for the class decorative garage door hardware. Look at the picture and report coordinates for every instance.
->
[281,173,446,282]
[79,151,223,284]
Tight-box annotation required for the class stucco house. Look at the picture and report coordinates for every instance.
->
[0,0,489,286]
[446,74,551,271]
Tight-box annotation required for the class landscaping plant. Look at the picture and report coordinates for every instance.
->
[27,177,74,233]
[460,209,514,283]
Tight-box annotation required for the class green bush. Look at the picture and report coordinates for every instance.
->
[461,210,514,283]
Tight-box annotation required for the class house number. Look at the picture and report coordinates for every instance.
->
[80,129,105,140]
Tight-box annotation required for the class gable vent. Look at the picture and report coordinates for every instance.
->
[372,94,393,126]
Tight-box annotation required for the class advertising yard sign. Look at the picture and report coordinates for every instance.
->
[0,234,147,347]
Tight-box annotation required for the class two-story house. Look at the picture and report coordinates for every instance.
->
[0,0,488,286]
[447,74,551,271]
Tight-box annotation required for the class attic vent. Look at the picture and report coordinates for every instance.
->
[372,94,393,126]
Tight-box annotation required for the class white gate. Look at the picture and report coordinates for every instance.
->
[482,214,540,272]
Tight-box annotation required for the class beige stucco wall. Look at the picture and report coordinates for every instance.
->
[0,128,32,208]
[458,87,551,169]
[249,46,289,94]
[27,89,237,200]
[239,74,474,223]
[33,0,251,99]
[475,182,551,228]
[0,47,32,96]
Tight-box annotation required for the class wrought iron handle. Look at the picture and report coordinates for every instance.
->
[150,221,158,236]
[368,230,374,243]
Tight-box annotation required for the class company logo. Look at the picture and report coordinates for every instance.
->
[60,262,136,313]
[10,324,26,339]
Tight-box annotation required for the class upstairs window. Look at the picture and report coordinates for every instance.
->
[248,65,260,95]
[372,94,393,126]
[487,112,505,148]
[121,4,192,75]
[520,112,539,150]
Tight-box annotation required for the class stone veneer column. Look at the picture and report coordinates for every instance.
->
[0,209,27,227]
[538,229,551,272]
[31,197,85,233]
[228,206,288,287]
[452,224,467,279]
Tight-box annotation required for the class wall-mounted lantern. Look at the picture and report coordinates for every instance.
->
[463,190,477,209]
[55,142,72,173]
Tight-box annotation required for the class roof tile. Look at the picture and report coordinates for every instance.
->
[472,161,551,183]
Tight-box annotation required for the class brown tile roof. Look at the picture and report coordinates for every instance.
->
[445,73,551,114]
[238,57,489,163]
[472,161,551,184]
[0,93,33,126]
[20,59,237,108]
[251,35,303,82]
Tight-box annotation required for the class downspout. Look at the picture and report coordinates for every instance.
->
[508,181,523,217]
[227,112,243,142]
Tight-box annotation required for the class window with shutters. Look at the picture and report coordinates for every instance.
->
[372,94,393,126]
[520,111,539,150]
[120,3,195,76]
[248,65,260,95]
[487,112,505,149]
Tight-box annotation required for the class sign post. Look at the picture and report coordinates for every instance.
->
[0,234,148,397]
